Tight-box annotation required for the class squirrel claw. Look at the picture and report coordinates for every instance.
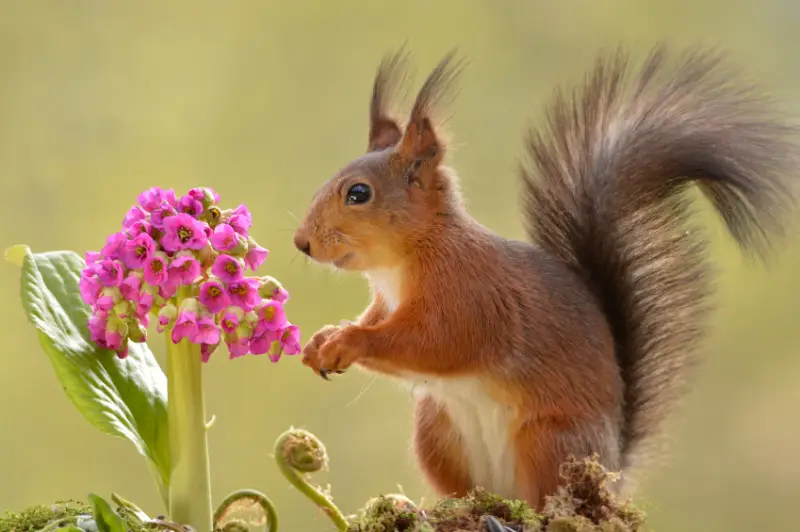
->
[319,368,345,380]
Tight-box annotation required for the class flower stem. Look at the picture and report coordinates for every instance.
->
[274,428,348,531]
[167,330,213,531]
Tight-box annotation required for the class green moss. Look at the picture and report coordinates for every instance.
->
[347,489,540,531]
[347,455,646,531]
[0,500,91,532]
[0,499,154,532]
[540,454,646,532]
[349,494,420,532]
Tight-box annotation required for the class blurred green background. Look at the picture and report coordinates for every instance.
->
[2,1,800,530]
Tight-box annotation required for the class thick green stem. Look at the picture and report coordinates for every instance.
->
[167,333,213,531]
[274,428,348,531]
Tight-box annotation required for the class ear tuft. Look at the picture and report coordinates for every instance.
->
[368,47,412,152]
[397,49,467,164]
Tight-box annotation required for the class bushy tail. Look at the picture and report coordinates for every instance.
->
[521,45,799,469]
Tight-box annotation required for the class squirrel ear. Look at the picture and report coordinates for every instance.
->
[397,50,465,169]
[368,49,411,152]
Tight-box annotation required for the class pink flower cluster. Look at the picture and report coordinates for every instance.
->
[79,186,300,363]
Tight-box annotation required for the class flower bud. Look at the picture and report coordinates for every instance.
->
[156,302,176,327]
[198,187,219,209]
[106,313,129,339]
[96,286,122,311]
[201,205,223,228]
[179,297,200,314]
[267,338,282,362]
[258,276,283,300]
[224,233,249,258]
[201,341,219,363]
[243,310,259,328]
[113,299,134,320]
[127,319,148,342]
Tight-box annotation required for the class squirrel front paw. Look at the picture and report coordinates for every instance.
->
[301,325,341,379]
[302,324,365,380]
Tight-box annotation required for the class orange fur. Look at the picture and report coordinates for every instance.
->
[293,46,799,509]
[413,395,473,497]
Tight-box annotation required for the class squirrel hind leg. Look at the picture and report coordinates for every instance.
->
[513,415,622,510]
[412,394,473,497]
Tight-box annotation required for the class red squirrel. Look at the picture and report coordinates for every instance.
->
[292,45,799,509]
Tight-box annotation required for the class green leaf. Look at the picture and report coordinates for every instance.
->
[9,245,170,501]
[89,494,128,532]
[111,493,151,525]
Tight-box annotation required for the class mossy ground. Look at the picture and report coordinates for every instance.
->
[1,456,645,532]
[347,455,646,532]
[0,499,151,532]
[0,500,91,532]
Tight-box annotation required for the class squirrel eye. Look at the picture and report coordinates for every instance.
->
[346,183,372,205]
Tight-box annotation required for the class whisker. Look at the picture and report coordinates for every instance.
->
[345,375,378,407]
[285,209,299,223]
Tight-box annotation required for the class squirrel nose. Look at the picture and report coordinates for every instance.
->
[293,231,311,256]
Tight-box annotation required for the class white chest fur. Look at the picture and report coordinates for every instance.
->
[414,377,518,498]
[363,269,518,498]
[364,268,403,313]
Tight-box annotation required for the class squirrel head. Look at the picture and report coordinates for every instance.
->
[294,49,466,272]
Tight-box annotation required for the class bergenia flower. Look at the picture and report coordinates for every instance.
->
[211,254,244,284]
[179,195,204,218]
[172,306,199,344]
[150,201,176,229]
[255,300,287,333]
[158,303,178,333]
[101,232,127,261]
[168,252,201,285]
[80,273,102,305]
[199,279,231,313]
[273,287,290,303]
[162,213,208,252]
[245,239,269,270]
[276,324,302,361]
[258,276,290,303]
[249,329,279,356]
[210,223,240,252]
[78,185,298,363]
[227,205,252,236]
[227,338,250,359]
[123,233,156,269]
[194,315,221,346]
[96,287,121,312]
[85,251,102,264]
[227,278,260,311]
[138,186,177,212]
[189,187,220,207]
[280,325,301,354]
[201,343,217,363]
[123,206,147,229]
[219,306,242,335]
[119,272,142,301]
[94,259,125,287]
[144,252,170,286]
